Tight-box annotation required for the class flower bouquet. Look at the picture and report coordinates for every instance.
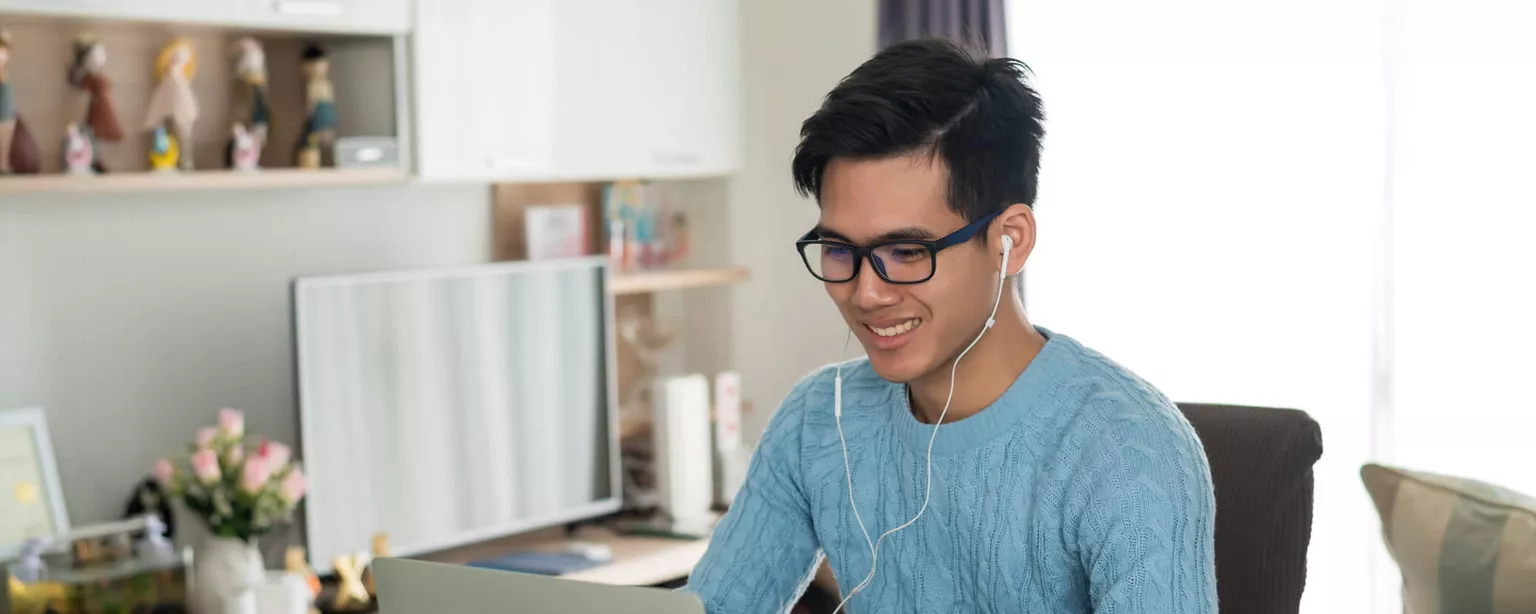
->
[151,409,306,614]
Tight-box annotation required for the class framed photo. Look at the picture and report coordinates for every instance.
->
[0,407,70,560]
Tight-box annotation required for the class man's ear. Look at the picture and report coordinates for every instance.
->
[996,203,1035,276]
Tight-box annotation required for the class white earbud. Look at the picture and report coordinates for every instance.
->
[1000,234,1015,279]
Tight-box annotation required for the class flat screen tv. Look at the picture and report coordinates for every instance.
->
[294,258,618,570]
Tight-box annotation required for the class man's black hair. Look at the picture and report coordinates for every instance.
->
[792,38,1045,226]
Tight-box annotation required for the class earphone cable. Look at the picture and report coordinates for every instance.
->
[832,247,1011,613]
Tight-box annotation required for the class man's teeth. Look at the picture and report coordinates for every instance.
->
[869,319,921,337]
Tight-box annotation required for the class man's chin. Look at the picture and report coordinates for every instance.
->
[865,352,925,384]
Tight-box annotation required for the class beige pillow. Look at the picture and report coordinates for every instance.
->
[1362,463,1536,614]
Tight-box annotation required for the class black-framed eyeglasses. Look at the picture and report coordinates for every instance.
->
[795,210,1001,284]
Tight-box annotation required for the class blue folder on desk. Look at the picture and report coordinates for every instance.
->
[467,551,602,576]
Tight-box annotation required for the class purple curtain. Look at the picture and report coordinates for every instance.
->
[879,0,1008,57]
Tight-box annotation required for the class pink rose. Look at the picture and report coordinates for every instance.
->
[191,449,220,483]
[218,408,245,437]
[152,459,175,486]
[225,444,244,466]
[261,441,292,471]
[240,455,272,494]
[195,427,218,448]
[279,467,306,503]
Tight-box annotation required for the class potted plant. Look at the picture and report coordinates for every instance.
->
[152,409,306,614]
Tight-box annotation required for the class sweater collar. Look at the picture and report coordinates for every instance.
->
[892,327,1076,455]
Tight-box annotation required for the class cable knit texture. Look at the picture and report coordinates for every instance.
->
[685,329,1218,613]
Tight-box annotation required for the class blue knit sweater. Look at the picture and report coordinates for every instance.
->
[685,329,1217,613]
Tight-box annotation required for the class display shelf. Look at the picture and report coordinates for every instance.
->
[610,267,749,295]
[0,168,409,195]
[0,20,404,184]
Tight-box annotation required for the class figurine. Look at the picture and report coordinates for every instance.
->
[149,125,179,171]
[66,34,123,145]
[231,37,270,155]
[298,43,336,167]
[330,552,371,610]
[668,210,690,263]
[284,545,322,600]
[61,122,94,174]
[0,30,15,174]
[136,514,176,562]
[12,537,50,583]
[296,133,321,169]
[121,476,177,543]
[143,38,198,171]
[362,532,389,597]
[228,123,259,171]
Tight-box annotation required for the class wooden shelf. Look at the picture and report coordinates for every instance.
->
[610,267,749,295]
[0,168,411,196]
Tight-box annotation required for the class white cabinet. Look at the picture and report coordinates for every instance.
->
[243,0,410,35]
[550,0,740,179]
[0,0,408,34]
[412,0,560,182]
[0,0,225,24]
[413,0,740,182]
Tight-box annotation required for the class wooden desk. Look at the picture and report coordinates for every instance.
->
[417,526,711,587]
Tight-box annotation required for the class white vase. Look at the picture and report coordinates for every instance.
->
[193,536,265,614]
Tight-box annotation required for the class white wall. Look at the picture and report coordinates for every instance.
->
[725,0,877,438]
[1009,0,1385,611]
[0,185,492,526]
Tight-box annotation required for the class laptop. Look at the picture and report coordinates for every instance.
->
[373,557,707,614]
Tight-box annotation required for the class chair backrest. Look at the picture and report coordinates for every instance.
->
[1177,403,1323,614]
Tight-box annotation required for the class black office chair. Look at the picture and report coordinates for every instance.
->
[1177,403,1324,614]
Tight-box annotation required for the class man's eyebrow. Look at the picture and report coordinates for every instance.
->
[811,225,937,244]
[872,226,938,243]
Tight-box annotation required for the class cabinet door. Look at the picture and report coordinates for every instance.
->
[0,0,238,25]
[632,0,740,177]
[246,0,410,35]
[0,0,404,32]
[413,0,558,182]
[550,0,740,180]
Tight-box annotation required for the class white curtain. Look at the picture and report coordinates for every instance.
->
[1008,0,1383,611]
[1384,0,1536,610]
[1009,1,1536,612]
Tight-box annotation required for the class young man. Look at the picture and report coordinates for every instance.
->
[685,39,1217,613]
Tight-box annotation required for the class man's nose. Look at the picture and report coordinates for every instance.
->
[850,255,899,310]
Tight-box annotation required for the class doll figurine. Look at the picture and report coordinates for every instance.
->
[296,133,321,169]
[143,38,198,170]
[0,29,38,175]
[284,545,322,613]
[0,30,16,174]
[298,43,336,167]
[231,37,270,153]
[362,532,389,597]
[67,34,123,145]
[148,125,179,171]
[228,123,259,171]
[136,514,176,562]
[61,123,95,174]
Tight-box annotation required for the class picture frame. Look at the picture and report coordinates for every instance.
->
[0,407,71,561]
